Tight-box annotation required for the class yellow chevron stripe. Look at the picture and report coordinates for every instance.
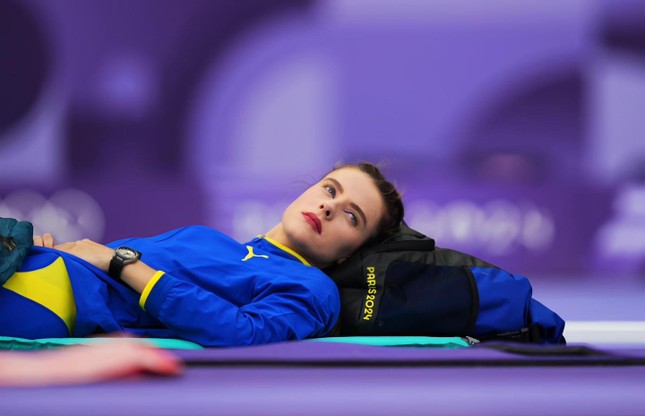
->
[3,257,76,335]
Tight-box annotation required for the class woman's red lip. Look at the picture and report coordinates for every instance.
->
[302,212,322,234]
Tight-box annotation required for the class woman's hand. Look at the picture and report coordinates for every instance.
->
[0,340,182,386]
[33,232,56,248]
[55,239,115,272]
[34,234,156,293]
[33,234,114,272]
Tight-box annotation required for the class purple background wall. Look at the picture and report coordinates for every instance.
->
[2,0,645,278]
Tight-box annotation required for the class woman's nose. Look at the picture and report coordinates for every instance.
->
[319,203,333,219]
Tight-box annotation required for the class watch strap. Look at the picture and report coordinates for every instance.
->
[108,256,125,280]
[108,247,141,280]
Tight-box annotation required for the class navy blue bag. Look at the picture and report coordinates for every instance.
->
[0,218,34,285]
[324,224,565,344]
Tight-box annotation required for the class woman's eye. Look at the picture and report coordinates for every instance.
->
[324,185,336,198]
[347,211,358,226]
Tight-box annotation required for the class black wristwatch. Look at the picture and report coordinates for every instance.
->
[108,246,141,280]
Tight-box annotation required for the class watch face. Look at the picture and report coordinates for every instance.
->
[116,247,139,260]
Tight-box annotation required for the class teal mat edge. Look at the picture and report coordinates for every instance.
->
[0,336,204,351]
[309,336,471,348]
[0,335,471,351]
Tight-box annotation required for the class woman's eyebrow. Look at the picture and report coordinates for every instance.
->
[325,176,344,193]
[326,176,368,227]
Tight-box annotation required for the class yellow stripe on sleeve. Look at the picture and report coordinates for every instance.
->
[3,257,76,335]
[139,270,165,311]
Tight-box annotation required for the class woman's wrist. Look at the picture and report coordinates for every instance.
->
[119,262,158,294]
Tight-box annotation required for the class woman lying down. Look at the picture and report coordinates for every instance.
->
[0,163,404,347]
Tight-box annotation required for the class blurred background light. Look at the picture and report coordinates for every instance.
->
[1,0,644,278]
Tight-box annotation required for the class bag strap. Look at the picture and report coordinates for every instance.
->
[365,239,436,255]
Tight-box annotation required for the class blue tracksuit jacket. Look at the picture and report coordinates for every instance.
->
[0,226,340,347]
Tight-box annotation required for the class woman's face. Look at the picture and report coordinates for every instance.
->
[278,167,386,267]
